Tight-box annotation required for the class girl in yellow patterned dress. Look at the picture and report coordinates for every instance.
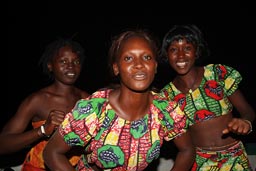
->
[43,29,195,171]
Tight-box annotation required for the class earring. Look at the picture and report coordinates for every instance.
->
[113,68,119,76]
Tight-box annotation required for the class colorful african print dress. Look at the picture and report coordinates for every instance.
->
[59,89,188,171]
[161,64,252,171]
[22,121,80,171]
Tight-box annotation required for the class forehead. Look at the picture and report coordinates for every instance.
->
[54,46,76,57]
[171,38,193,46]
[57,45,73,53]
[120,36,151,50]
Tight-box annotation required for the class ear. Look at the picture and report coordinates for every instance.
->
[155,63,158,74]
[47,63,53,72]
[113,63,119,76]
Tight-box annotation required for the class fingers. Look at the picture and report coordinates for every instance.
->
[222,118,252,135]
[222,128,229,134]
[45,110,66,135]
[49,110,66,125]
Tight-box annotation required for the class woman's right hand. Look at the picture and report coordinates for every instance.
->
[44,110,65,135]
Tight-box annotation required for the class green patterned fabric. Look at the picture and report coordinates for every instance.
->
[59,89,188,171]
[161,64,242,126]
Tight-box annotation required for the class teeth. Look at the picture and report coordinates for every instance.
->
[135,74,144,78]
[67,73,75,76]
[133,72,146,80]
[176,62,186,67]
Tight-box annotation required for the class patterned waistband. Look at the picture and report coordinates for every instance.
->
[196,140,241,152]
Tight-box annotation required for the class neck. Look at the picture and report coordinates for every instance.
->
[50,82,76,95]
[110,88,152,121]
[175,67,199,94]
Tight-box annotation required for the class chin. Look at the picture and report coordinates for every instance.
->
[132,87,149,93]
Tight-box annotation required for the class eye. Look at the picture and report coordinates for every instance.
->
[124,56,133,62]
[60,59,68,64]
[73,59,80,65]
[169,47,177,53]
[184,46,192,52]
[143,55,152,61]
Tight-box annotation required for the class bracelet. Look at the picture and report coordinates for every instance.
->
[40,124,50,138]
[37,127,43,137]
[243,119,253,134]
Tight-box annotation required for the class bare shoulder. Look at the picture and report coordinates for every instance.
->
[75,88,90,99]
[19,88,47,107]
[1,88,50,131]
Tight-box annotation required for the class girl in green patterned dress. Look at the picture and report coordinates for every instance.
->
[160,25,255,171]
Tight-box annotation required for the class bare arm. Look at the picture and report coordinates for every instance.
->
[223,90,255,134]
[0,96,42,154]
[43,130,74,171]
[0,94,65,154]
[171,131,195,171]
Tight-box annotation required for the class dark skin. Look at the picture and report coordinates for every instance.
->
[167,38,255,149]
[0,46,89,154]
[43,36,195,171]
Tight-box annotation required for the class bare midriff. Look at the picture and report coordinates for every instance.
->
[190,113,238,151]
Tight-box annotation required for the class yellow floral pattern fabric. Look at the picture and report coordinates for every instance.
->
[59,89,188,171]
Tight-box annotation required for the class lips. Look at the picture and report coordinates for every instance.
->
[65,72,76,78]
[176,61,188,68]
[133,72,147,80]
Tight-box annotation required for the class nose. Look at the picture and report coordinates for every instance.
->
[177,49,185,58]
[67,61,75,68]
[134,58,143,69]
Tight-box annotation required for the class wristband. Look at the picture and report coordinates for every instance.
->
[243,119,253,134]
[40,124,50,138]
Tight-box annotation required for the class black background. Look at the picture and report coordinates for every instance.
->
[4,0,256,167]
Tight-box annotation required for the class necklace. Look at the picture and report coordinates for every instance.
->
[175,69,195,94]
[188,89,193,94]
[174,70,199,94]
[188,71,198,94]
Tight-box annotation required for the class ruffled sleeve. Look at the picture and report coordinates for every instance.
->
[153,99,189,141]
[213,64,242,96]
[59,97,106,147]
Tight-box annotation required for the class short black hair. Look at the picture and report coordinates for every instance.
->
[161,25,210,65]
[38,38,85,79]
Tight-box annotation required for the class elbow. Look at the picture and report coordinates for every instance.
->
[186,144,196,167]
[187,147,196,164]
[43,145,50,166]
[43,143,57,168]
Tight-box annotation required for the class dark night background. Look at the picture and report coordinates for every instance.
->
[4,1,255,168]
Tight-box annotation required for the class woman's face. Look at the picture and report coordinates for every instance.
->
[167,38,197,75]
[48,46,81,85]
[113,36,157,92]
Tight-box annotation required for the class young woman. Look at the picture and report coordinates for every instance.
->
[1,38,90,170]
[160,25,255,170]
[43,29,195,171]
